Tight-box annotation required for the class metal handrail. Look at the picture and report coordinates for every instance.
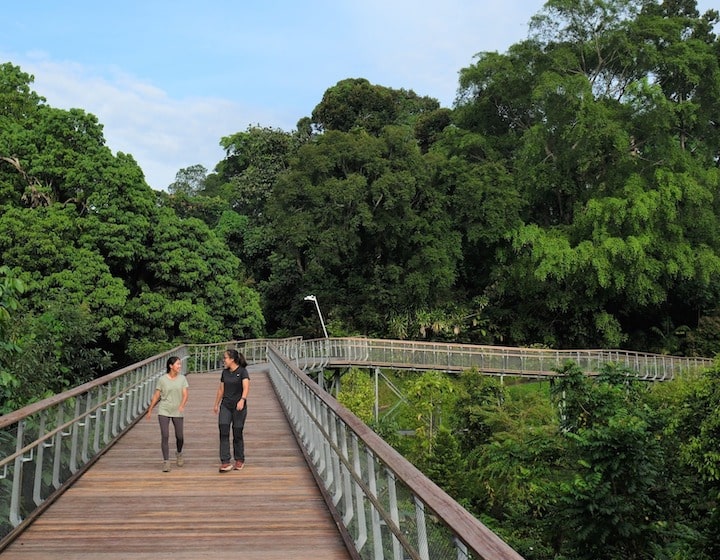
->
[0,338,289,550]
[0,346,188,548]
[291,337,712,381]
[267,344,524,560]
[1,337,711,556]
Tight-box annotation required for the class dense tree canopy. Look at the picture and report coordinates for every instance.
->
[0,63,265,396]
[3,1,720,556]
[2,0,720,395]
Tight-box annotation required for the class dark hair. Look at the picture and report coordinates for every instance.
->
[166,356,181,373]
[225,348,247,368]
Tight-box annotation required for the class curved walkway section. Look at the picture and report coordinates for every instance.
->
[279,337,712,381]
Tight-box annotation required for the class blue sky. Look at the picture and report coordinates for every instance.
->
[2,1,717,190]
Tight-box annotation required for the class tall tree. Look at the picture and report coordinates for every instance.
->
[453,0,720,348]
[123,206,264,359]
[168,163,207,196]
[263,125,460,335]
[311,78,439,135]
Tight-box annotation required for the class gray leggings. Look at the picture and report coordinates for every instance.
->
[158,415,184,460]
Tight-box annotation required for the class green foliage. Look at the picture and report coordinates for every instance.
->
[452,0,720,349]
[468,385,559,495]
[399,370,456,460]
[337,368,374,423]
[421,426,466,498]
[158,190,230,228]
[673,364,720,484]
[0,205,131,344]
[368,362,720,559]
[1,296,112,414]
[168,164,207,195]
[262,125,461,335]
[452,369,506,450]
[124,207,265,348]
[311,78,439,135]
[5,304,113,409]
[387,298,491,342]
[0,265,25,412]
[554,409,663,559]
[213,125,299,218]
[0,62,266,401]
[0,62,45,122]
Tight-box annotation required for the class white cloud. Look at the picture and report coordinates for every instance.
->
[7,55,286,190]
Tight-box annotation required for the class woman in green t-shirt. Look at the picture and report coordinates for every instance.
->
[146,356,189,472]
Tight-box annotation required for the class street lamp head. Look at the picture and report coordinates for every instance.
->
[303,294,328,338]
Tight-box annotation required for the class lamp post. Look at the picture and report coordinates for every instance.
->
[303,294,329,338]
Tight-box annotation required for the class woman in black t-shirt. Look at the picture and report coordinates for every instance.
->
[213,348,250,472]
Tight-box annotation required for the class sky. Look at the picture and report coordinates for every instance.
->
[2,1,718,191]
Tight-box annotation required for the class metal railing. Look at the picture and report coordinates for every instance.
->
[267,344,524,560]
[184,337,300,373]
[1,336,711,556]
[277,337,712,381]
[0,347,188,547]
[0,338,282,550]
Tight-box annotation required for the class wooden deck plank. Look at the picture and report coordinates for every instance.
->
[2,366,351,559]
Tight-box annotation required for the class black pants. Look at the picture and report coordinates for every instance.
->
[218,404,247,463]
[158,415,184,461]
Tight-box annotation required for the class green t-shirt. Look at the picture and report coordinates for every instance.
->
[155,374,189,417]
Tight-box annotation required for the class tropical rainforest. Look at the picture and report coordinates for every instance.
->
[2,0,720,557]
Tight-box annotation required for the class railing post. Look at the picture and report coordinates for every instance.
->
[33,414,48,506]
[366,450,384,560]
[386,469,403,560]
[52,407,64,489]
[374,367,380,423]
[81,392,94,463]
[69,398,81,473]
[9,420,26,527]
[414,497,430,560]
[352,435,368,552]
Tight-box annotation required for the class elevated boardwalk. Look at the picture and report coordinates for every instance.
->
[5,338,705,559]
[1,366,351,559]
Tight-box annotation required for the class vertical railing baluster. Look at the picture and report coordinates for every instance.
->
[386,469,402,560]
[52,407,64,489]
[366,450,384,560]
[339,424,354,526]
[352,435,367,552]
[9,420,26,528]
[103,385,113,444]
[69,398,81,473]
[331,418,342,506]
[111,380,121,437]
[81,391,94,463]
[33,414,48,505]
[454,536,469,560]
[414,496,430,560]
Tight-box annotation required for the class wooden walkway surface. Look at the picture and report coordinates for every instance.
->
[1,366,351,559]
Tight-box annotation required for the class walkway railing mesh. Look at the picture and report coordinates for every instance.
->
[1,337,711,555]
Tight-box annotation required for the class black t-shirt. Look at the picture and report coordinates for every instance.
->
[220,366,249,407]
